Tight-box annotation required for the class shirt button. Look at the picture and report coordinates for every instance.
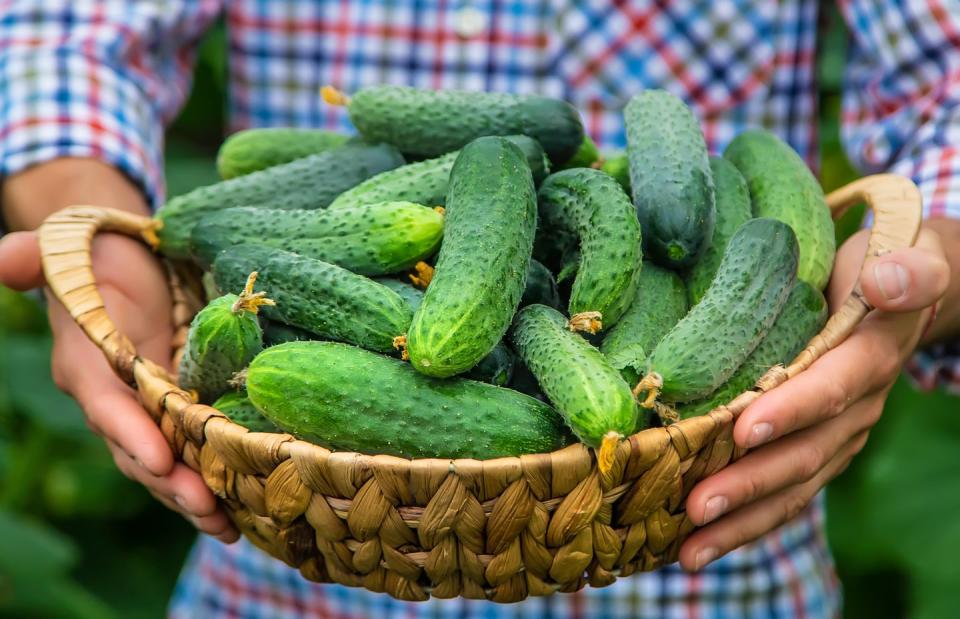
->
[455,6,487,38]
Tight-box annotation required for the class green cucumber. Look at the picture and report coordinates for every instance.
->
[333,85,584,164]
[190,202,443,274]
[178,274,270,403]
[373,278,425,312]
[685,157,753,306]
[646,218,799,402]
[724,129,836,290]
[521,259,561,310]
[535,168,642,330]
[600,262,688,383]
[212,391,281,433]
[600,153,631,194]
[157,142,405,259]
[558,134,600,169]
[328,135,550,210]
[216,128,350,179]
[625,90,715,269]
[211,245,411,353]
[246,341,571,459]
[262,319,316,347]
[680,281,828,418]
[510,305,639,468]
[406,137,537,377]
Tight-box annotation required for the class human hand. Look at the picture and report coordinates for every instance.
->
[679,226,950,571]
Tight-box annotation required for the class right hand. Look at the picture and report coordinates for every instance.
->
[0,160,237,542]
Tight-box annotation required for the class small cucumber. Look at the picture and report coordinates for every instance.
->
[178,273,272,403]
[261,319,317,347]
[685,157,753,306]
[557,134,600,169]
[216,128,350,179]
[521,259,561,310]
[510,304,639,471]
[625,90,715,269]
[535,168,643,330]
[724,129,836,290]
[212,391,281,433]
[406,137,537,377]
[645,218,799,402]
[245,341,571,459]
[211,245,411,353]
[190,202,443,274]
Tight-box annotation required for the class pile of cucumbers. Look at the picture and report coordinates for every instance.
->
[160,85,834,467]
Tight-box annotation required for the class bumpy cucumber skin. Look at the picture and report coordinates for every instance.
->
[510,305,639,446]
[521,259,561,310]
[680,281,828,418]
[600,262,688,383]
[246,342,571,459]
[261,319,317,347]
[216,128,350,179]
[190,202,443,274]
[347,86,584,164]
[648,218,799,402]
[157,142,405,259]
[178,295,264,404]
[328,135,550,210]
[558,134,600,170]
[211,245,411,353]
[212,391,281,433]
[600,153,631,194]
[724,129,836,290]
[625,90,715,269]
[536,168,643,327]
[685,157,753,306]
[407,137,537,377]
[374,278,424,312]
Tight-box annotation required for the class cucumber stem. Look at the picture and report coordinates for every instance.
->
[392,335,410,361]
[597,431,620,474]
[409,261,434,289]
[568,311,603,334]
[321,85,351,106]
[653,402,679,425]
[632,372,662,409]
[232,271,276,315]
[228,369,248,390]
[433,206,445,216]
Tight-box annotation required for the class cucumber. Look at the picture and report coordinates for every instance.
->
[510,305,639,470]
[625,90,715,269]
[327,135,550,210]
[406,137,537,377]
[724,129,836,290]
[679,281,828,418]
[262,319,316,347]
[685,157,753,306]
[521,259,561,310]
[190,202,443,274]
[645,218,799,402]
[600,262,688,383]
[211,245,411,353]
[178,273,271,403]
[245,341,571,459]
[216,128,350,179]
[600,153,631,194]
[212,391,281,433]
[156,142,405,259]
[373,278,425,312]
[331,85,584,164]
[557,134,600,170]
[535,168,643,330]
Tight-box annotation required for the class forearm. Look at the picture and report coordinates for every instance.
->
[922,217,960,345]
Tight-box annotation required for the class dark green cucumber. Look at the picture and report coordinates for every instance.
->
[190,202,443,274]
[557,134,600,170]
[374,278,425,312]
[262,319,317,346]
[535,168,642,329]
[407,137,537,377]
[211,245,411,353]
[625,90,715,269]
[216,128,350,179]
[510,305,639,462]
[724,129,836,290]
[328,135,550,210]
[157,142,405,259]
[338,85,584,164]
[600,153,631,194]
[646,218,798,402]
[685,157,753,306]
[680,281,828,418]
[521,259,561,310]
[246,341,571,459]
[212,391,281,433]
[178,279,269,403]
[600,262,688,383]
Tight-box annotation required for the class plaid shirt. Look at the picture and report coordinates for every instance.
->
[2,1,958,616]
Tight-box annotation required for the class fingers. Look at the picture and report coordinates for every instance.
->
[0,231,45,290]
[860,229,949,313]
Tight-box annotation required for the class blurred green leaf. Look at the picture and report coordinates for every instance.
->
[0,509,77,577]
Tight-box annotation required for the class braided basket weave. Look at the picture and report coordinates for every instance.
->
[38,174,920,602]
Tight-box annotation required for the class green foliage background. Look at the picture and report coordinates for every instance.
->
[1,6,958,617]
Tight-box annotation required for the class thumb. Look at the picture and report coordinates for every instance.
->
[860,228,950,313]
[0,231,45,291]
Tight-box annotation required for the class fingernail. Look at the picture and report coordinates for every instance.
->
[703,496,728,524]
[874,262,909,301]
[694,547,718,570]
[747,422,774,447]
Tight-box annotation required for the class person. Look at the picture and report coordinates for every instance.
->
[0,1,957,617]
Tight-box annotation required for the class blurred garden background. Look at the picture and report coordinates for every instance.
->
[1,4,958,618]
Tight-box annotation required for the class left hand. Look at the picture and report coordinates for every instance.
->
[679,226,950,571]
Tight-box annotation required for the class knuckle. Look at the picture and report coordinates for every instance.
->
[798,444,826,481]
[782,491,810,522]
[822,375,851,419]
[740,470,767,504]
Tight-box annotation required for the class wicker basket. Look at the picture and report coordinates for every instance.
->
[38,174,920,602]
